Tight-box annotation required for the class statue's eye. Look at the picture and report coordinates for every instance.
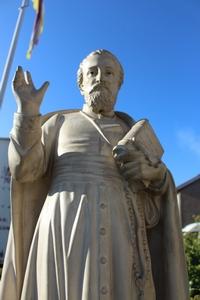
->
[105,70,113,76]
[87,69,97,77]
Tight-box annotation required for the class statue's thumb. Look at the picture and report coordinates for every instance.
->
[39,81,50,97]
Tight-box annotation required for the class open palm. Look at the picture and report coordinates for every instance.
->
[12,66,49,115]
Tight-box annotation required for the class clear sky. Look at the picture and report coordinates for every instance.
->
[0,0,200,186]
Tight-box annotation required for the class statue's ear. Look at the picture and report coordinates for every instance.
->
[79,84,84,95]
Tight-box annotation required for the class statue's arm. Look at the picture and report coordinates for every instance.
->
[8,66,54,182]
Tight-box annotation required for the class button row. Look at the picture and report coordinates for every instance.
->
[99,200,108,297]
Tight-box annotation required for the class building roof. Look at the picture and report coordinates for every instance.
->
[177,174,200,192]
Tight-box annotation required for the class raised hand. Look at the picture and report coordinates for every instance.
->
[12,66,49,116]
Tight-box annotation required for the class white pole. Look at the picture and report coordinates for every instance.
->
[0,0,29,107]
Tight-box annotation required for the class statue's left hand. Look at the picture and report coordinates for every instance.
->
[119,148,166,185]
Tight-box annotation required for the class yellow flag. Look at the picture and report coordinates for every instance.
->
[26,0,44,59]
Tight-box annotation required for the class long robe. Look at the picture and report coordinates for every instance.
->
[0,110,189,300]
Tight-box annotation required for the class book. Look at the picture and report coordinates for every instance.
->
[113,119,164,166]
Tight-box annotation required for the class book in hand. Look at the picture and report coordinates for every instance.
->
[113,119,164,166]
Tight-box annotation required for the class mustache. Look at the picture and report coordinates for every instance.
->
[89,83,109,94]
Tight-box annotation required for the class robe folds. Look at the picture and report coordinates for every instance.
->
[0,109,189,300]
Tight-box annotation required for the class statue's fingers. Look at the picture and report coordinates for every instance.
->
[121,162,140,177]
[122,166,140,179]
[12,66,26,88]
[122,160,144,170]
[25,71,35,88]
[114,151,127,162]
[38,81,49,98]
[122,161,151,180]
[114,150,134,162]
[128,149,147,160]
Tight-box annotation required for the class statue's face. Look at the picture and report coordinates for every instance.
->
[80,54,121,113]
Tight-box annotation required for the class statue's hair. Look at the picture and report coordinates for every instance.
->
[77,49,124,91]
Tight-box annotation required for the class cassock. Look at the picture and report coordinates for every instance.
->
[0,108,189,300]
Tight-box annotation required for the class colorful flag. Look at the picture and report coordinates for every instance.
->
[26,0,44,59]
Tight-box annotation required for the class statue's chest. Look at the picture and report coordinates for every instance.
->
[57,113,126,156]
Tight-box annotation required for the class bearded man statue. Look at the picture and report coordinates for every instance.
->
[0,50,189,300]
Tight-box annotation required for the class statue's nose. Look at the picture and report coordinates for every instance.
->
[96,68,103,82]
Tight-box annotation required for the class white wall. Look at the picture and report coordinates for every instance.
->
[0,138,10,264]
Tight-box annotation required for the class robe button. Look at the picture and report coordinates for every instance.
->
[136,272,142,279]
[101,286,108,294]
[100,203,106,209]
[100,257,107,264]
[100,227,106,235]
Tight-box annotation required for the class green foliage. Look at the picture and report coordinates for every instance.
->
[190,296,200,300]
[184,216,200,298]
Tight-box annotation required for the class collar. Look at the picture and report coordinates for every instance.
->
[82,104,115,119]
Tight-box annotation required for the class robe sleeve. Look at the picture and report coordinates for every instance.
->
[143,170,175,228]
[8,112,61,183]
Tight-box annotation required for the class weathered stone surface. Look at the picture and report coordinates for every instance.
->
[0,50,189,300]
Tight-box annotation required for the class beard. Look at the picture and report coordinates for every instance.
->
[84,87,116,114]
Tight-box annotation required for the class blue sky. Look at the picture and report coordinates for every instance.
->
[0,0,200,185]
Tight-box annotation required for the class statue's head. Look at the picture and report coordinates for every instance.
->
[77,49,124,114]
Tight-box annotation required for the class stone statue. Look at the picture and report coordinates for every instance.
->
[0,50,189,300]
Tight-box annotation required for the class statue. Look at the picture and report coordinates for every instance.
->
[0,50,189,300]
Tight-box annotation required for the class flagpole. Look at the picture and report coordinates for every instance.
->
[0,0,29,108]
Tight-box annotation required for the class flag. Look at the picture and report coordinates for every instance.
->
[26,0,44,59]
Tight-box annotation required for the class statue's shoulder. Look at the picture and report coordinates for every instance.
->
[42,109,135,128]
[115,111,136,128]
[41,109,80,125]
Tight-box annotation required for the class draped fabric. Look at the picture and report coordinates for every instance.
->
[0,110,189,300]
